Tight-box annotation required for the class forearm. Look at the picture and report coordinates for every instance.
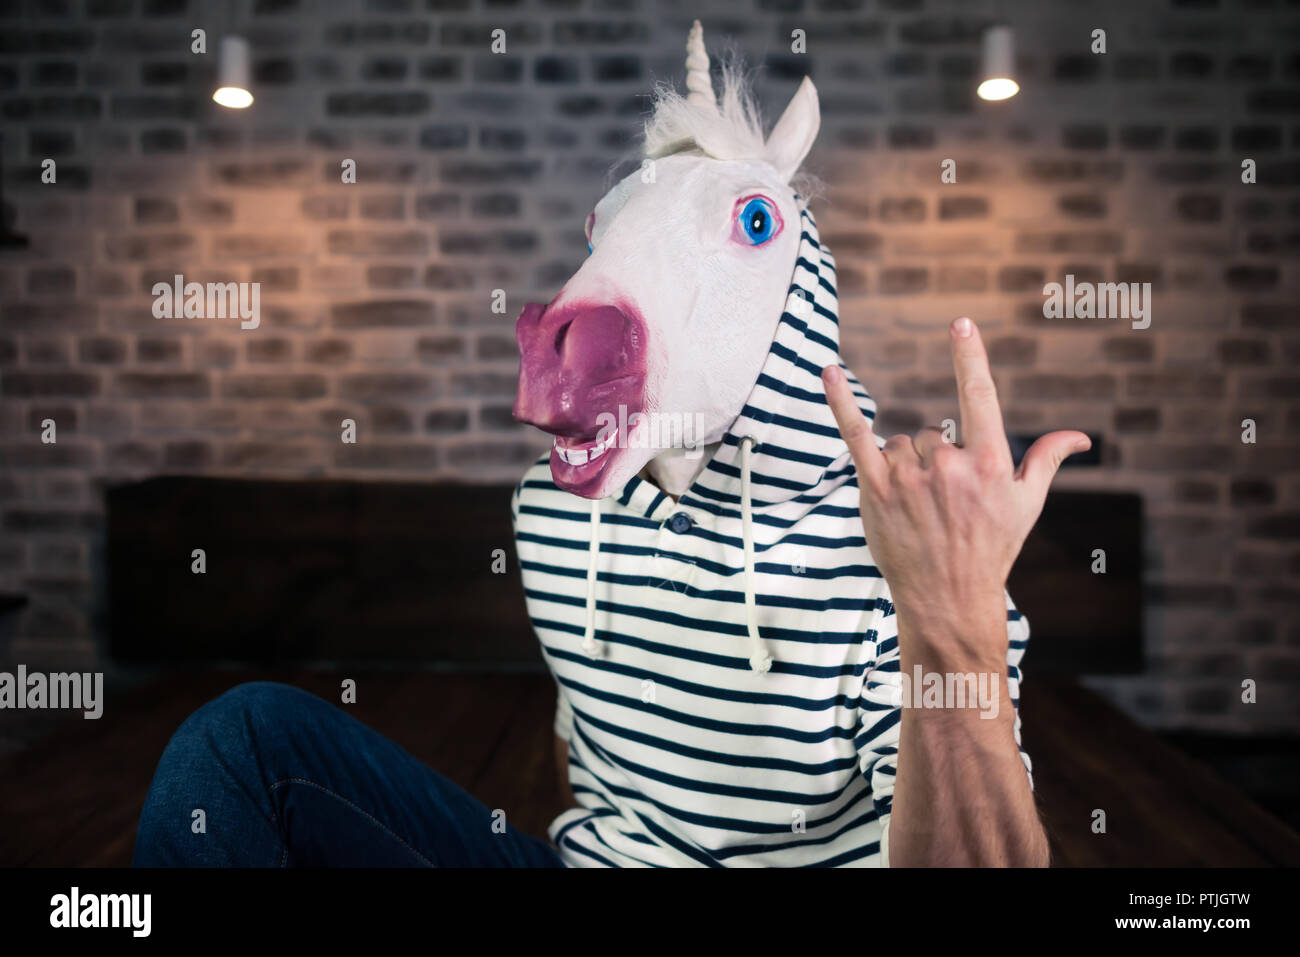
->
[887,602,1049,867]
[822,320,1081,866]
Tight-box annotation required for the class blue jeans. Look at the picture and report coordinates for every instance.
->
[132,681,565,867]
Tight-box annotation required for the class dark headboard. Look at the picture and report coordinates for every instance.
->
[107,478,535,666]
[1008,490,1142,675]
[106,477,1142,674]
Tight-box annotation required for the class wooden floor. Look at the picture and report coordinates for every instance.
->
[1,672,1297,867]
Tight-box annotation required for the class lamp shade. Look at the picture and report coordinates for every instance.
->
[213,36,253,109]
[977,25,1019,101]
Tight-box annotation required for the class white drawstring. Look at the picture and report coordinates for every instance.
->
[579,446,771,674]
[581,496,603,657]
[740,436,773,675]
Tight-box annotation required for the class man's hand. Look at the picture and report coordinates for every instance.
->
[822,315,1089,670]
[822,316,1088,866]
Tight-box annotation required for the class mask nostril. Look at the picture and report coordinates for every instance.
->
[553,318,573,354]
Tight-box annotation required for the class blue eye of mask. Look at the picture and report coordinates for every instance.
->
[739,197,777,246]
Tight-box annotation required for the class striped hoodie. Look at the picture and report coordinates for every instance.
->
[510,198,1034,867]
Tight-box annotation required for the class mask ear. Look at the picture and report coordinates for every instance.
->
[765,76,820,182]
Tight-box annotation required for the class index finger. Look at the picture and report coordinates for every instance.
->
[950,316,1010,455]
[821,364,888,494]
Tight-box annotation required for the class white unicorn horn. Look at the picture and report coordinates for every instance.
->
[685,19,718,112]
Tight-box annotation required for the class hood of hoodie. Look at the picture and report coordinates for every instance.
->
[638,195,876,516]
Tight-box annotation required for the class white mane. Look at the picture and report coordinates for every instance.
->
[643,55,768,163]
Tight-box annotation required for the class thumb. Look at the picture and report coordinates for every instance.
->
[1016,431,1090,502]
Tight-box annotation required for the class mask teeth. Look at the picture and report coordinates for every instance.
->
[554,439,587,466]
[591,428,617,459]
[554,428,618,466]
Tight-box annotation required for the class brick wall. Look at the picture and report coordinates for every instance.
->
[1,0,1298,745]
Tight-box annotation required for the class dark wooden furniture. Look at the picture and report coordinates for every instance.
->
[107,480,534,666]
[1,672,1297,867]
[106,478,1142,675]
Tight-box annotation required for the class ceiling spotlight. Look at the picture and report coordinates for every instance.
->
[213,36,253,109]
[977,25,1019,101]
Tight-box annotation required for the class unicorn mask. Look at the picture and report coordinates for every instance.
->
[514,21,821,500]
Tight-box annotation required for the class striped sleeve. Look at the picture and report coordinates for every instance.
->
[1005,593,1034,790]
[855,586,1035,865]
[856,594,903,866]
